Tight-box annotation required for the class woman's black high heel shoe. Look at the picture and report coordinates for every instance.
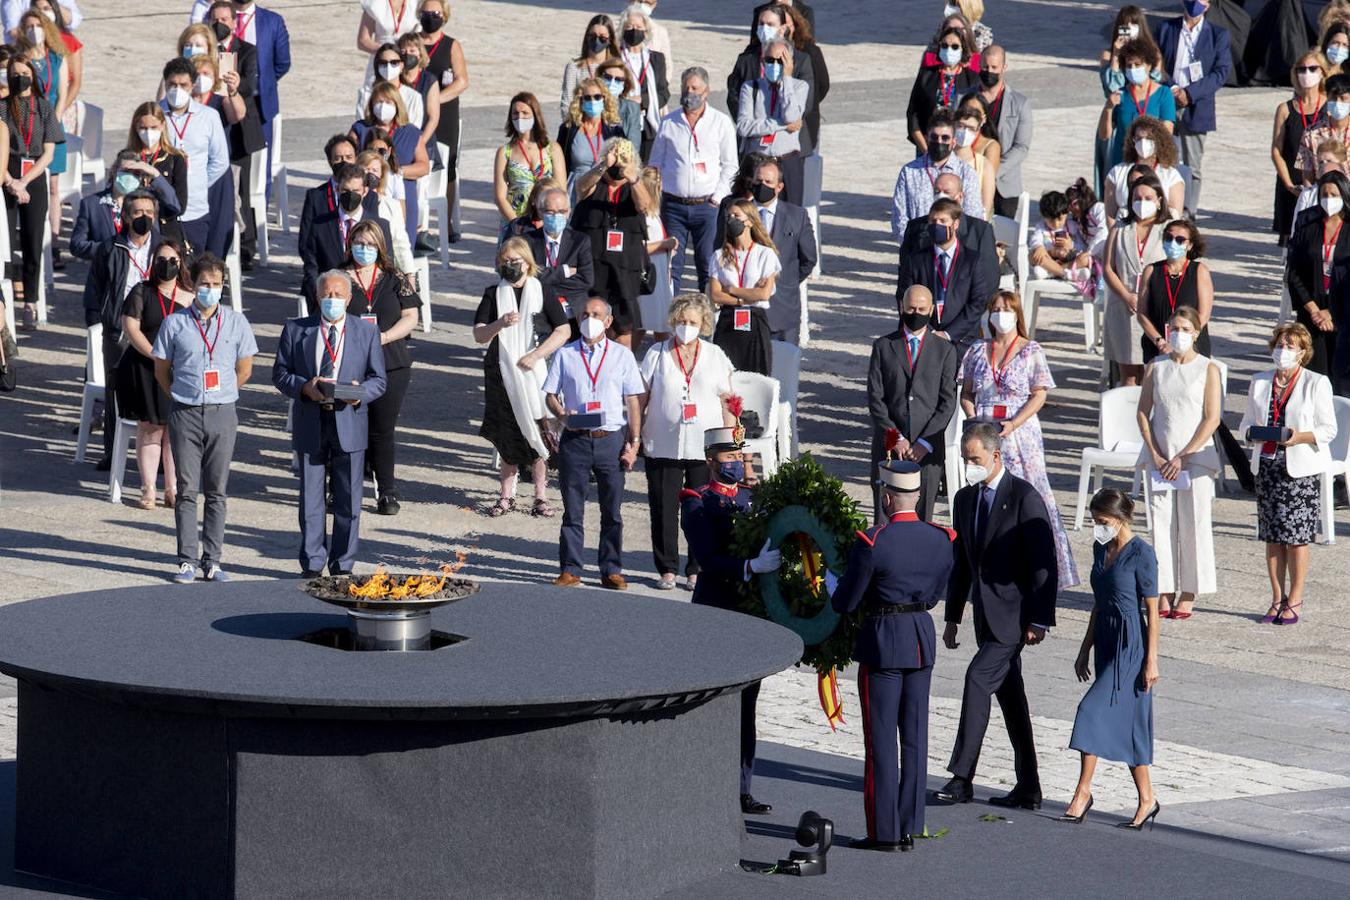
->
[1116,800,1161,831]
[1056,795,1093,824]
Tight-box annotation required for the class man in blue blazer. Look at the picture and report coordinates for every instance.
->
[1154,0,1231,213]
[194,1,291,148]
[751,158,817,344]
[272,270,388,576]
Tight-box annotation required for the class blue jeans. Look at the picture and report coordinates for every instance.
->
[557,429,626,576]
[661,197,718,294]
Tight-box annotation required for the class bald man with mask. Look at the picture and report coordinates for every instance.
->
[899,172,1000,295]
[977,45,1033,219]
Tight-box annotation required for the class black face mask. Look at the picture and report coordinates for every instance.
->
[979,69,1001,89]
[211,22,233,42]
[12,75,31,93]
[750,182,776,204]
[607,163,626,181]
[587,34,609,56]
[501,262,524,283]
[129,215,153,236]
[726,217,747,239]
[338,189,363,213]
[928,222,953,245]
[928,141,952,163]
[153,256,179,283]
[903,310,934,332]
[330,159,348,176]
[363,171,380,190]
[622,28,644,47]
[419,11,444,33]
[401,52,419,70]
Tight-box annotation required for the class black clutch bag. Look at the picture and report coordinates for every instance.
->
[1246,425,1291,443]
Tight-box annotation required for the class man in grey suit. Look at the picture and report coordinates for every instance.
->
[752,157,817,344]
[272,270,388,576]
[867,285,960,522]
[977,46,1033,219]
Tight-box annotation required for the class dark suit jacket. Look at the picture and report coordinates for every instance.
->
[524,226,594,319]
[69,177,183,261]
[945,472,1058,645]
[298,182,385,304]
[253,7,291,125]
[272,315,388,455]
[82,230,161,332]
[1154,16,1231,134]
[1286,209,1350,312]
[219,37,265,159]
[867,328,959,464]
[901,213,998,302]
[896,242,990,347]
[759,200,816,337]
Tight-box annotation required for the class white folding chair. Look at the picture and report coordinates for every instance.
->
[1074,386,1151,532]
[225,220,243,313]
[76,102,106,186]
[426,148,451,266]
[269,113,291,233]
[247,147,270,265]
[1011,191,1029,300]
[992,213,1018,291]
[731,371,781,478]
[414,256,432,332]
[107,416,138,504]
[943,404,968,517]
[1252,396,1350,545]
[74,324,106,463]
[1018,193,1080,341]
[451,117,463,234]
[1278,247,1292,324]
[57,134,84,210]
[797,280,809,348]
[802,153,823,277]
[770,340,801,459]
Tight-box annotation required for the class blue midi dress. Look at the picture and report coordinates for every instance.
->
[1069,537,1158,766]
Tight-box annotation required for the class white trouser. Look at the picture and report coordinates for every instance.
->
[1147,469,1217,596]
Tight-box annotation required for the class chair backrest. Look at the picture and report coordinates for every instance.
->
[801,153,823,208]
[86,324,104,385]
[1174,162,1194,214]
[269,114,284,174]
[730,370,780,438]
[1098,385,1143,452]
[1208,356,1228,398]
[248,148,268,198]
[1332,396,1350,464]
[81,102,104,159]
[770,340,800,407]
[992,214,1018,245]
[59,135,83,195]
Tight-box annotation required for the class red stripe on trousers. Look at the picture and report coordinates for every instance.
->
[859,663,875,841]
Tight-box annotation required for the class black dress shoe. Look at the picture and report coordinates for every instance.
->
[988,787,1043,810]
[377,495,401,516]
[740,794,771,814]
[301,569,322,578]
[900,833,914,852]
[849,837,901,852]
[934,776,973,804]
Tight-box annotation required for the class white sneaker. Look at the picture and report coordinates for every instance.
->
[203,564,230,583]
[173,562,197,584]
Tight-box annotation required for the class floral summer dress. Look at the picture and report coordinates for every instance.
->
[503,140,554,219]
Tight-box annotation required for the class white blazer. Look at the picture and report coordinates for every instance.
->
[1238,368,1338,478]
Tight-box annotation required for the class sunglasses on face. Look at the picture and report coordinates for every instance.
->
[942,43,962,51]
[766,57,787,64]
[379,57,401,66]
[1164,235,1188,244]
[1296,65,1321,74]
[581,93,604,102]
[929,134,953,144]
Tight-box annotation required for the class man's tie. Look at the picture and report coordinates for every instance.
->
[939,251,949,278]
[907,335,920,367]
[974,484,992,550]
[547,240,559,267]
[321,325,336,379]
[760,207,773,235]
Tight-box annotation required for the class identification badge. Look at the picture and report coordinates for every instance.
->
[441,69,454,87]
[759,133,774,147]
[361,314,377,326]
[203,368,221,392]
[694,160,708,174]
[606,230,624,252]
[1187,61,1203,82]
[992,404,1008,421]
[733,309,752,331]
[681,403,698,423]
[558,297,571,317]
[585,401,601,413]
[19,158,33,177]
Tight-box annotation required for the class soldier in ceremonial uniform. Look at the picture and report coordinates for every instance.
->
[681,425,783,815]
[829,460,956,851]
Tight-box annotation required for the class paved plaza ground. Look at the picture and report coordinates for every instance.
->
[2,0,1350,887]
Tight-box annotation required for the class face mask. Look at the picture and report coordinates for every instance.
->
[763,61,783,83]
[195,286,221,309]
[1163,237,1188,260]
[634,1,653,14]
[352,244,378,266]
[1125,65,1148,86]
[500,261,524,283]
[1132,198,1158,220]
[153,256,179,283]
[1330,46,1350,66]
[401,53,419,70]
[929,221,954,245]
[542,212,567,236]
[320,297,346,321]
[587,35,609,56]
[954,127,976,147]
[1182,0,1207,18]
[944,4,960,17]
[26,26,43,46]
[903,310,933,332]
[362,171,380,191]
[166,86,190,109]
[1322,195,1344,217]
[750,182,776,204]
[129,215,153,236]
[581,98,605,118]
[928,141,952,163]
[622,28,644,48]
[1330,100,1350,121]
[979,69,1000,89]
[603,76,625,97]
[1170,330,1195,354]
[512,115,534,134]
[212,22,233,42]
[988,310,1016,334]
[757,24,777,44]
[1298,70,1323,90]
[607,163,626,181]
[964,463,990,486]
[40,8,55,21]
[194,74,214,95]
[182,45,201,58]
[716,459,745,485]
[674,323,700,345]
[579,316,606,341]
[339,190,363,213]
[725,217,747,239]
[1093,522,1120,545]
[1134,137,1156,159]
[939,46,963,67]
[138,127,161,147]
[373,102,396,123]
[419,11,444,32]
[377,63,402,81]
[114,172,140,195]
[1273,347,1301,370]
[681,91,705,112]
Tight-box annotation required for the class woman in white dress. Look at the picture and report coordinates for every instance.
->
[1102,174,1169,386]
[637,165,677,348]
[1136,307,1222,620]
[707,200,780,376]
[355,0,417,117]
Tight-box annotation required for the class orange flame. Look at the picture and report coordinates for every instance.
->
[346,554,467,600]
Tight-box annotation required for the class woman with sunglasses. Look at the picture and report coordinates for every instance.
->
[1273,52,1328,243]
[557,77,623,200]
[1135,220,1212,365]
[596,56,642,150]
[906,24,979,156]
[734,36,808,206]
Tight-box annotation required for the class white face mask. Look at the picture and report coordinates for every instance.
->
[674,323,700,345]
[1132,198,1158,220]
[988,310,1017,334]
[512,116,534,134]
[1272,347,1301,370]
[373,102,396,123]
[1171,330,1195,354]
[194,74,213,95]
[138,127,161,147]
[26,26,43,46]
[377,63,402,81]
[1093,522,1120,545]
[1134,137,1156,159]
[1322,195,1344,217]
[166,86,191,110]
[943,4,960,17]
[964,463,990,486]
[579,316,606,341]
[954,127,977,148]
[1298,70,1323,90]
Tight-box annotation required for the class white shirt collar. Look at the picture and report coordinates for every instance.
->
[903,326,927,341]
[1182,16,1204,35]
[983,466,1006,493]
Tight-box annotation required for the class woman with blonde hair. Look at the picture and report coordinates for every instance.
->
[351,81,429,246]
[640,292,735,590]
[1273,50,1328,241]
[557,76,624,198]
[596,56,642,149]
[355,148,415,274]
[637,164,677,347]
[473,237,572,518]
[126,102,188,243]
[177,22,219,64]
[708,199,779,375]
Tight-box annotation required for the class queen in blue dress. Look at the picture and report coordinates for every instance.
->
[1060,489,1162,831]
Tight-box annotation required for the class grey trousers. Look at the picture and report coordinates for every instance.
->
[1174,128,1206,213]
[168,402,238,567]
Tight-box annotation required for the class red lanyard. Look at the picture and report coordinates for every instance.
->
[33,54,52,98]
[1135,224,1153,267]
[425,34,444,61]
[388,0,406,33]
[624,50,647,86]
[17,102,34,154]
[127,245,151,282]
[1129,83,1153,118]
[1324,218,1343,289]
[354,267,378,308]
[194,310,221,363]
[674,340,699,390]
[234,9,255,40]
[168,111,192,145]
[989,338,1018,389]
[934,242,959,292]
[734,247,752,287]
[140,148,162,166]
[1298,95,1323,131]
[684,111,701,153]
[581,339,609,392]
[321,321,346,371]
[581,122,603,164]
[1162,259,1190,312]
[109,204,122,234]
[988,85,1005,122]
[516,140,544,177]
[156,289,173,320]
[903,329,927,372]
[1271,369,1300,424]
[939,71,956,106]
[326,182,337,212]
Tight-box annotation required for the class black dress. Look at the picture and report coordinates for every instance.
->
[351,267,421,497]
[424,34,461,178]
[1140,261,1211,363]
[1274,98,1322,240]
[474,284,569,467]
[905,66,979,147]
[1286,211,1350,375]
[145,149,188,245]
[573,181,646,333]
[115,282,180,424]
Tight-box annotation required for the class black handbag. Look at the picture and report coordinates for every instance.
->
[0,325,16,392]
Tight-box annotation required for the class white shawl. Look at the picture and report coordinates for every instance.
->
[495,277,550,458]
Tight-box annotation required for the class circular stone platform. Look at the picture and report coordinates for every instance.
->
[0,580,802,900]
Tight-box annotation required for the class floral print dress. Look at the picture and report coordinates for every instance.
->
[962,339,1081,588]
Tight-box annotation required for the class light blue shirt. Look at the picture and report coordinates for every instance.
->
[890,154,984,244]
[542,338,645,432]
[153,305,259,406]
[159,99,229,222]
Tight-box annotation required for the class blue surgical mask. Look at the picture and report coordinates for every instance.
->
[756,24,777,44]
[195,286,221,309]
[1330,45,1350,66]
[580,98,605,118]
[1163,237,1187,260]
[114,172,140,195]
[602,76,625,97]
[1182,0,1207,18]
[1125,66,1148,86]
[763,61,783,83]
[542,212,567,236]
[351,244,378,266]
[716,459,745,485]
[939,46,963,67]
[1330,100,1350,121]
[182,45,200,58]
[320,297,347,321]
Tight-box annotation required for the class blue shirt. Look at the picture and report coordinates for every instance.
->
[159,99,230,222]
[152,305,259,406]
[542,338,644,432]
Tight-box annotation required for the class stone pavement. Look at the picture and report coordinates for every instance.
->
[1,0,1350,873]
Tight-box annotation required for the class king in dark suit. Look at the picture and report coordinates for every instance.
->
[897,197,991,350]
[936,421,1058,810]
[272,270,388,576]
[751,158,817,344]
[867,285,959,522]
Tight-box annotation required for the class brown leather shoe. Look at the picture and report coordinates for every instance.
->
[553,572,581,587]
[601,574,627,590]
